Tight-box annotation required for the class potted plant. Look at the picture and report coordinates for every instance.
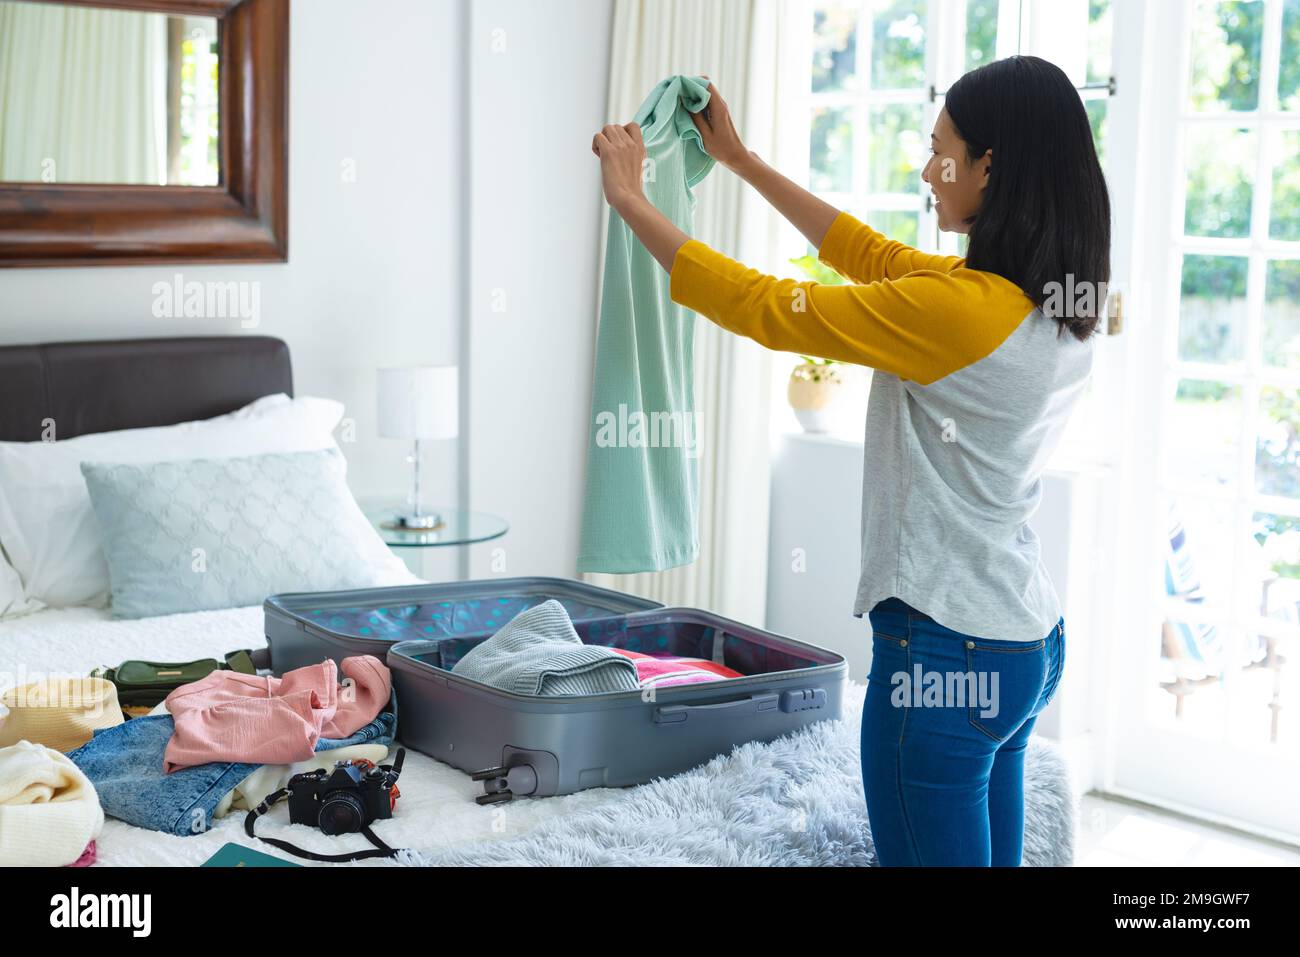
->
[788,356,845,433]
[786,255,848,433]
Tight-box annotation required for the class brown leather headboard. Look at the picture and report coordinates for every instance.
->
[0,337,293,442]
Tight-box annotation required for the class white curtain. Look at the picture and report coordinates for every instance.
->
[583,0,792,624]
[0,1,167,184]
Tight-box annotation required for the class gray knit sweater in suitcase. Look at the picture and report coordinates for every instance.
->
[450,600,640,696]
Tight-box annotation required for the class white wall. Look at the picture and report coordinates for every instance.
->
[0,0,464,549]
[464,0,614,579]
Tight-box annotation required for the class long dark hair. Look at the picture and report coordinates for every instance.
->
[944,55,1111,341]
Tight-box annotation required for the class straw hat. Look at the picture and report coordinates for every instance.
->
[0,677,123,753]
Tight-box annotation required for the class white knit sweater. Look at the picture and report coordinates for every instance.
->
[0,740,103,867]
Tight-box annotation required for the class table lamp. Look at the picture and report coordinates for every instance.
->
[377,365,459,530]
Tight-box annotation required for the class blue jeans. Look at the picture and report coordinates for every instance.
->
[861,597,1065,866]
[69,694,398,837]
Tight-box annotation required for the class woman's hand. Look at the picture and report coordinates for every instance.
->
[590,121,690,272]
[691,82,751,172]
[592,122,647,213]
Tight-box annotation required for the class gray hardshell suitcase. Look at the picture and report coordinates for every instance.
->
[388,604,847,802]
[263,577,662,674]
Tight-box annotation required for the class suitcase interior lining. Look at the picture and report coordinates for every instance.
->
[294,595,628,642]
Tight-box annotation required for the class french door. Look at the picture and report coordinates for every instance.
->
[1109,0,1300,840]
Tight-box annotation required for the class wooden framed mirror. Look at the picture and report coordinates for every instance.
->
[0,0,288,266]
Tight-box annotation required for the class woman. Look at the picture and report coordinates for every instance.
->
[592,55,1109,866]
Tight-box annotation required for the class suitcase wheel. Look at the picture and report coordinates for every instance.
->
[471,762,539,804]
[472,765,514,805]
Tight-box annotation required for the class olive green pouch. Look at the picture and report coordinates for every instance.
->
[94,650,257,708]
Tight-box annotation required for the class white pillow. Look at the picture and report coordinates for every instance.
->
[0,555,42,619]
[0,394,346,610]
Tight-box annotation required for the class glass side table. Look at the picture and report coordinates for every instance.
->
[362,503,508,549]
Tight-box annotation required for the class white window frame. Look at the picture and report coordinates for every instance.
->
[1104,0,1300,843]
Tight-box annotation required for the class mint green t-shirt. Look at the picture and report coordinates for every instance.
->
[577,76,714,574]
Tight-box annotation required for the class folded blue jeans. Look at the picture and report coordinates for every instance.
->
[861,598,1065,866]
[70,694,397,837]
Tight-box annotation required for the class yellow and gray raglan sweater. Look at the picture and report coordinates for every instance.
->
[670,211,1095,642]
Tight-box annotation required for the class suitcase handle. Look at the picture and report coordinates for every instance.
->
[653,692,780,725]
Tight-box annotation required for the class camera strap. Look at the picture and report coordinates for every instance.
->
[244,789,401,863]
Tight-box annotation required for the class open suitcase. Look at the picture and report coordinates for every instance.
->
[265,578,847,802]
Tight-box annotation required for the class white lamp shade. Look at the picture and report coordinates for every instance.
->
[377,366,459,440]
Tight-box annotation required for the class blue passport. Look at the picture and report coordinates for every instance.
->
[201,842,301,867]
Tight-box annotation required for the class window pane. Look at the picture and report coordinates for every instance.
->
[965,0,999,73]
[1165,495,1238,613]
[1188,0,1264,112]
[866,104,925,194]
[872,0,926,89]
[1088,0,1113,85]
[1224,585,1287,746]
[1264,261,1300,371]
[810,107,854,193]
[812,2,858,93]
[1281,0,1300,110]
[1179,255,1248,364]
[1184,127,1256,238]
[1086,99,1108,167]
[1168,379,1242,487]
[1254,512,1300,627]
[1270,130,1300,241]
[861,210,919,245]
[1257,386,1300,498]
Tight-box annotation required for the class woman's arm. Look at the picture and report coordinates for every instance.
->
[690,83,839,249]
[817,211,966,282]
[669,240,1030,385]
[592,119,1025,381]
[593,86,961,284]
[592,122,691,272]
[693,83,962,283]
[589,83,839,262]
[590,113,837,275]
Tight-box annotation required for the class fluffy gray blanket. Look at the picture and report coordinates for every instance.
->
[408,684,1077,866]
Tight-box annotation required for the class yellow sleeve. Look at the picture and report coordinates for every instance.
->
[817,210,965,284]
[669,239,1032,386]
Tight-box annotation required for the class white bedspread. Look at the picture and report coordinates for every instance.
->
[0,606,626,867]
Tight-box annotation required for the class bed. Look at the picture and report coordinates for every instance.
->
[0,337,1077,867]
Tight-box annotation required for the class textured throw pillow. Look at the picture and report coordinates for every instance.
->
[0,394,344,611]
[80,448,418,619]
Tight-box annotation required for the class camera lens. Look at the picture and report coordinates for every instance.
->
[318,791,366,835]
